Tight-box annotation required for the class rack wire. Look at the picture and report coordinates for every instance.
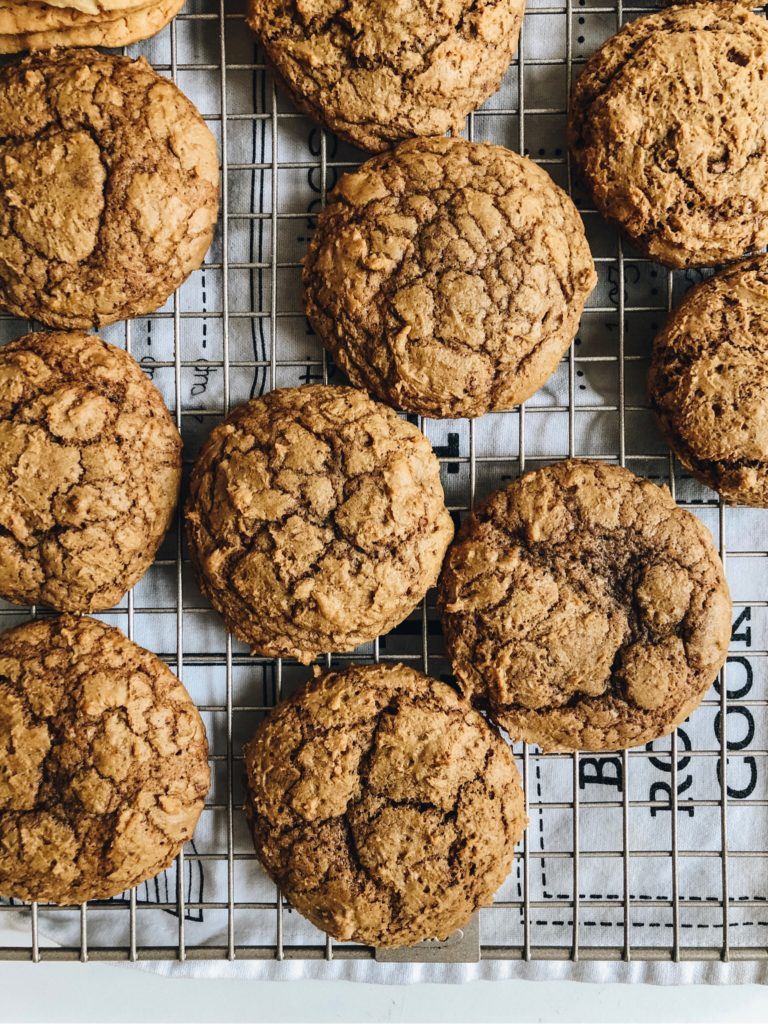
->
[0,0,766,966]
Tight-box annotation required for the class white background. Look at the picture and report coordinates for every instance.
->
[1,927,766,1024]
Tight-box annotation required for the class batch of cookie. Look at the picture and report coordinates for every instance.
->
[0,0,764,951]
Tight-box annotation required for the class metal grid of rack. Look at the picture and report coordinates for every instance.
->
[0,0,766,965]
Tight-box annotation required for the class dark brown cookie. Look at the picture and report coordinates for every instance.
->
[185,386,454,664]
[569,3,768,268]
[438,460,732,752]
[0,48,219,328]
[0,332,182,613]
[304,137,596,419]
[0,616,210,905]
[244,662,527,947]
[246,0,526,152]
[649,255,768,506]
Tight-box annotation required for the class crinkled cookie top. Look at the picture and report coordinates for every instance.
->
[569,3,768,268]
[0,615,210,904]
[650,254,768,506]
[244,662,527,947]
[439,459,732,751]
[304,137,596,418]
[0,47,219,327]
[0,331,182,613]
[247,0,526,152]
[185,385,454,664]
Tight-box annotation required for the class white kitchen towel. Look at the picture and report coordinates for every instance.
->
[0,0,766,984]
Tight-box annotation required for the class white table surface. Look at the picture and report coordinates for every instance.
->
[1,927,766,1024]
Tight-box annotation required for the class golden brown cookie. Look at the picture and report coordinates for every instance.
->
[246,0,526,153]
[186,386,454,664]
[0,332,182,612]
[244,662,527,947]
[304,137,596,419]
[0,615,210,905]
[0,0,183,52]
[0,48,219,328]
[438,460,732,752]
[649,255,768,506]
[569,3,768,268]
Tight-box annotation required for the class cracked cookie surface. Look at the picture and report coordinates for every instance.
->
[304,137,596,419]
[438,460,732,752]
[0,331,182,612]
[0,615,210,905]
[244,662,527,947]
[246,1,526,153]
[0,47,219,328]
[649,255,768,506]
[185,385,454,664]
[568,3,768,268]
[0,0,183,52]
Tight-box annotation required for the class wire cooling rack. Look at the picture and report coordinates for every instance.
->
[0,0,767,967]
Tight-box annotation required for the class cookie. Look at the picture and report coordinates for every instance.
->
[0,615,210,905]
[0,48,219,328]
[438,460,732,752]
[244,662,526,947]
[246,0,526,153]
[0,331,182,612]
[0,0,184,52]
[186,386,453,664]
[569,3,768,268]
[649,255,768,506]
[304,137,596,419]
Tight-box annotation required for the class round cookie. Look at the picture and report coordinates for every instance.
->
[185,386,454,664]
[0,615,210,905]
[568,3,768,268]
[244,662,527,947]
[247,0,526,153]
[304,138,596,419]
[438,459,732,752]
[0,48,219,328]
[0,0,184,52]
[0,331,182,613]
[649,255,768,506]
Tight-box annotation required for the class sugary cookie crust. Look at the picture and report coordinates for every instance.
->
[304,137,596,419]
[186,386,454,664]
[247,0,526,152]
[0,0,184,52]
[438,459,732,752]
[244,662,527,947]
[569,3,768,268]
[649,255,768,506]
[0,48,219,327]
[0,615,210,905]
[0,331,182,612]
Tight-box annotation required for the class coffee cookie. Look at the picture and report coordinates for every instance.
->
[186,386,454,663]
[0,331,182,612]
[247,0,526,152]
[0,48,219,328]
[439,460,732,752]
[649,255,768,506]
[244,662,526,947]
[0,615,209,904]
[304,137,596,419]
[0,0,183,52]
[569,3,768,268]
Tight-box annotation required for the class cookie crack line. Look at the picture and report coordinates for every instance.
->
[304,137,595,419]
[438,459,732,752]
[0,47,219,328]
[242,663,527,947]
[0,615,210,905]
[185,386,453,663]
